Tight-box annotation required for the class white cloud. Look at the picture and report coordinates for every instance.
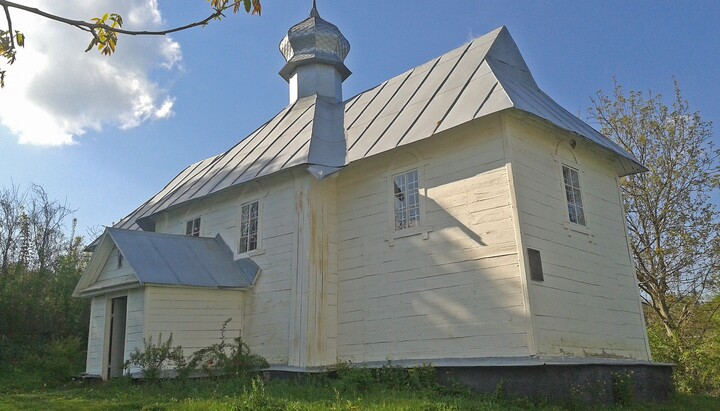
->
[0,0,182,146]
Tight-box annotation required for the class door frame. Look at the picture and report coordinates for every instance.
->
[102,295,128,379]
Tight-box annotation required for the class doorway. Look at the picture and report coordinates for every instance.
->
[107,296,127,379]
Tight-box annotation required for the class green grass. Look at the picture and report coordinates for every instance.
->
[1,368,719,411]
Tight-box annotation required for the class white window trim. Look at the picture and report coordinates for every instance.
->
[552,154,593,239]
[184,216,202,237]
[385,164,432,245]
[238,199,264,257]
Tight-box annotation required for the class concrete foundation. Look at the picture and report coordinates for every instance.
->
[266,358,674,405]
[435,362,674,404]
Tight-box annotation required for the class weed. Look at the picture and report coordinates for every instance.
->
[232,377,288,410]
[491,378,507,401]
[613,370,635,406]
[189,318,268,377]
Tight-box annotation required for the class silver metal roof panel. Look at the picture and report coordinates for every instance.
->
[114,25,645,231]
[106,228,258,288]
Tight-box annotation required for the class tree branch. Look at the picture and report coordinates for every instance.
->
[0,0,231,37]
[2,3,13,49]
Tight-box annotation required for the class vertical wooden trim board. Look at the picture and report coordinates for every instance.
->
[500,113,537,355]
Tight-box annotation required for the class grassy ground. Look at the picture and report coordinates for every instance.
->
[1,367,719,411]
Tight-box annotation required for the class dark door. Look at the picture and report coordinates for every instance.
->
[107,296,127,379]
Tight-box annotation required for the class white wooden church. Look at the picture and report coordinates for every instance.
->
[74,4,652,380]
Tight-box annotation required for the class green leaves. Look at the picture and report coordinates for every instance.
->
[86,13,123,56]
[590,80,720,392]
[0,29,23,87]
[210,0,262,18]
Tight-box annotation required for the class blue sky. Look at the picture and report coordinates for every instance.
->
[1,1,718,237]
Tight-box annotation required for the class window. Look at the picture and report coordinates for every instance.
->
[185,217,201,237]
[393,169,420,230]
[239,201,259,253]
[117,249,123,268]
[562,165,586,226]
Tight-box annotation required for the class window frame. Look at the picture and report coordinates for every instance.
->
[386,164,431,243]
[392,168,421,232]
[184,216,202,237]
[561,164,586,227]
[238,199,263,256]
[552,154,592,238]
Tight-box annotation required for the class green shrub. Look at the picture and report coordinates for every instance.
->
[125,333,187,381]
[1,335,86,387]
[648,323,720,395]
[189,318,268,377]
[335,362,375,392]
[43,336,86,381]
[125,319,268,381]
[334,360,439,393]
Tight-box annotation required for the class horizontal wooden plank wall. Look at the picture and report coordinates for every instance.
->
[336,117,530,363]
[153,174,297,364]
[506,115,650,360]
[93,247,137,289]
[144,286,244,355]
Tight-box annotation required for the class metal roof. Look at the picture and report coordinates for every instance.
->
[77,228,259,294]
[115,26,644,231]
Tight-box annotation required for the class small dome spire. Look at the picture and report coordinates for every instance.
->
[279,2,351,81]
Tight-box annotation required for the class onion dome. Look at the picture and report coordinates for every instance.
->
[279,1,351,81]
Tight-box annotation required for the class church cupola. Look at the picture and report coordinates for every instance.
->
[279,1,351,104]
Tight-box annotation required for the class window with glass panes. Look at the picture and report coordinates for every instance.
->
[239,201,259,253]
[562,165,586,226]
[393,169,420,230]
[185,217,201,236]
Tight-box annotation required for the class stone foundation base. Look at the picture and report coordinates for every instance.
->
[265,358,674,405]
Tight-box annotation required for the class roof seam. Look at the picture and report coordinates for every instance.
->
[234,102,317,184]
[126,156,219,229]
[473,81,500,118]
[255,117,315,178]
[343,84,374,114]
[434,55,488,134]
[280,139,312,170]
[348,70,415,152]
[198,105,298,196]
[346,81,389,129]
[362,57,442,158]
[394,41,474,147]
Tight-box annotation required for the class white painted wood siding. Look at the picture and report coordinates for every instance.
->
[336,117,530,363]
[153,174,297,364]
[144,286,245,356]
[505,114,650,360]
[92,247,137,289]
[124,288,145,374]
[288,174,339,367]
[85,296,106,376]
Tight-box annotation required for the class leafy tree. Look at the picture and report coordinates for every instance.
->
[0,183,25,274]
[0,0,262,87]
[589,80,720,358]
[0,183,88,343]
